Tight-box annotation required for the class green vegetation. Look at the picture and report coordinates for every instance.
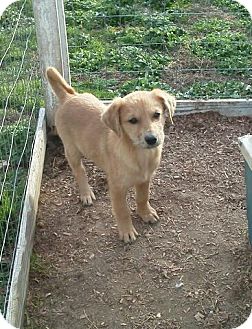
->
[181,80,252,99]
[0,0,40,311]
[0,116,36,165]
[30,252,51,277]
[0,170,27,233]
[0,111,36,309]
[190,32,252,72]
[65,0,252,99]
[24,252,51,329]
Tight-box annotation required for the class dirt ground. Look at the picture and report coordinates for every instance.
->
[25,112,252,329]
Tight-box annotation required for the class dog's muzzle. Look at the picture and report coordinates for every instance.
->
[144,132,159,148]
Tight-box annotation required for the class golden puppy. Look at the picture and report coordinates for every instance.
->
[46,67,176,243]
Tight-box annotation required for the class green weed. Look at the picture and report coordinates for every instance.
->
[67,0,251,99]
[190,31,252,73]
[181,80,252,99]
[118,76,175,96]
[72,78,116,98]
[0,117,36,166]
[30,252,50,276]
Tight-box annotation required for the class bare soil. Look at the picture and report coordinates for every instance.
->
[25,112,252,329]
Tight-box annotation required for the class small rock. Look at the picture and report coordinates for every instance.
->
[175,281,184,289]
[194,312,205,322]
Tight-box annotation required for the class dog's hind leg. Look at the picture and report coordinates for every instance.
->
[135,180,159,223]
[65,146,96,206]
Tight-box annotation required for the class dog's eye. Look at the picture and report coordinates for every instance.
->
[153,112,161,119]
[128,117,138,124]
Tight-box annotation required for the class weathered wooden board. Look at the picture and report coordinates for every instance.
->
[33,0,70,128]
[239,134,252,246]
[245,162,252,246]
[104,99,252,117]
[5,108,47,328]
[175,99,252,116]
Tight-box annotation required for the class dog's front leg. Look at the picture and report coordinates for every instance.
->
[136,181,159,223]
[109,185,138,243]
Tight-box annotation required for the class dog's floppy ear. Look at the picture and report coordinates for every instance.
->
[152,89,176,124]
[101,97,122,136]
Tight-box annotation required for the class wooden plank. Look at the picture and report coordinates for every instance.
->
[104,99,252,117]
[245,162,252,246]
[56,0,71,85]
[33,0,70,128]
[238,135,252,246]
[238,135,252,171]
[5,108,47,328]
[175,99,252,116]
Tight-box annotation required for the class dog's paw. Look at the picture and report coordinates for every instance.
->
[119,225,138,243]
[137,206,159,224]
[80,189,96,206]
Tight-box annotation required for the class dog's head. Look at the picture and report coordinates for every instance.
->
[102,89,176,149]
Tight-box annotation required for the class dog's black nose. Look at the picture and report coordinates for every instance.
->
[145,133,157,146]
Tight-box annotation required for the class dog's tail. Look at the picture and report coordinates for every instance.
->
[46,67,76,101]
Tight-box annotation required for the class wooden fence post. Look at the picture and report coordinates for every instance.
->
[245,162,252,246]
[238,134,252,246]
[33,0,70,129]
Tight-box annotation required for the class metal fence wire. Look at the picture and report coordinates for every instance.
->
[64,0,252,100]
[0,0,42,314]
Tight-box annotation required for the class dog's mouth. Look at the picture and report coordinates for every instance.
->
[144,142,160,149]
[132,140,160,149]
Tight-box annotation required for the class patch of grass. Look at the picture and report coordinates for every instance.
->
[70,38,107,72]
[71,73,178,99]
[24,251,51,329]
[181,80,252,99]
[30,252,50,277]
[0,112,36,308]
[70,40,172,76]
[0,117,36,166]
[190,31,252,73]
[0,170,27,226]
[192,18,235,34]
[143,0,191,11]
[23,253,52,328]
[104,26,145,45]
[111,23,186,50]
[67,0,251,99]
[72,78,117,99]
[143,25,186,49]
[118,76,175,96]
[0,0,43,313]
[108,46,170,73]
[0,167,27,310]
[0,79,43,112]
[212,0,251,19]
[0,1,34,31]
[0,114,36,258]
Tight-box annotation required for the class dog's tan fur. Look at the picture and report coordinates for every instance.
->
[46,67,176,242]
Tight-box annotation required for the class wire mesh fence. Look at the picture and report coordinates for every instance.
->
[64,0,252,100]
[0,0,43,314]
